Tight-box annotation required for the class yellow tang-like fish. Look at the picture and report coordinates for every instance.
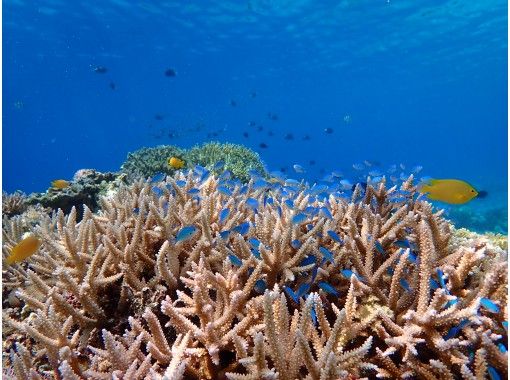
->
[51,179,70,189]
[168,156,185,169]
[419,178,478,204]
[5,235,42,265]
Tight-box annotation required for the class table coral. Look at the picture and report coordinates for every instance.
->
[2,169,507,379]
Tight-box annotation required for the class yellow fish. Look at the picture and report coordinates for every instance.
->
[168,157,185,169]
[418,179,478,204]
[51,179,70,189]
[5,235,42,265]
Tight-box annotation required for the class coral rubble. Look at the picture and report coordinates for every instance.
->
[2,169,507,379]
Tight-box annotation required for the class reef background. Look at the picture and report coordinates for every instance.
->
[3,0,508,233]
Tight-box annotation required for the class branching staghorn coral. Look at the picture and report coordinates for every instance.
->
[2,168,507,379]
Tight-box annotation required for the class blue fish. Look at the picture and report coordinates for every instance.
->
[292,213,307,224]
[152,186,164,197]
[246,198,259,210]
[310,264,319,283]
[150,172,166,183]
[253,179,268,190]
[340,269,363,280]
[386,267,394,276]
[228,254,242,266]
[319,207,333,219]
[430,278,440,290]
[327,230,343,243]
[218,170,232,181]
[444,297,458,309]
[497,342,507,353]
[480,297,500,313]
[213,161,225,171]
[217,186,233,196]
[318,281,339,296]
[233,222,250,235]
[248,237,261,248]
[437,269,447,289]
[444,319,469,340]
[266,197,274,205]
[254,279,267,293]
[175,180,186,187]
[239,184,248,194]
[291,239,302,249]
[251,248,261,259]
[219,230,231,239]
[399,279,411,292]
[284,286,299,303]
[297,283,311,298]
[304,206,319,216]
[299,255,315,266]
[277,206,282,217]
[310,304,317,325]
[488,366,501,380]
[219,208,230,223]
[176,226,197,242]
[248,169,262,178]
[394,240,410,249]
[187,188,200,195]
[503,321,508,331]
[133,207,140,214]
[285,199,295,209]
[374,241,385,255]
[319,246,334,263]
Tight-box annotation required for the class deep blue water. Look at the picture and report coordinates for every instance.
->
[3,0,508,233]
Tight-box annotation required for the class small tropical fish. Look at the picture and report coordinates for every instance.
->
[430,278,440,290]
[444,319,469,340]
[480,297,500,313]
[217,186,233,196]
[292,213,307,224]
[168,157,185,169]
[374,241,385,255]
[219,230,231,239]
[51,179,70,189]
[299,255,315,266]
[248,238,261,248]
[284,286,299,303]
[320,207,333,219]
[418,179,478,204]
[151,172,166,183]
[93,66,108,73]
[324,127,333,134]
[246,198,259,210]
[219,208,230,223]
[228,254,243,267]
[318,281,339,296]
[327,230,343,244]
[152,187,164,197]
[6,235,42,265]
[293,164,305,174]
[319,247,334,263]
[488,366,501,380]
[297,283,311,298]
[399,279,411,292]
[175,180,186,187]
[254,279,267,293]
[497,342,507,353]
[233,222,250,235]
[176,226,197,242]
[164,68,177,77]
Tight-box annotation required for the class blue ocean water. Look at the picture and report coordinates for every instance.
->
[3,0,508,233]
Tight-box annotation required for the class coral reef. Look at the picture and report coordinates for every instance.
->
[121,145,186,181]
[25,170,123,219]
[185,141,267,182]
[2,191,28,217]
[121,142,267,183]
[2,169,507,379]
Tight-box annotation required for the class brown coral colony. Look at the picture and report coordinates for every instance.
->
[2,165,508,379]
